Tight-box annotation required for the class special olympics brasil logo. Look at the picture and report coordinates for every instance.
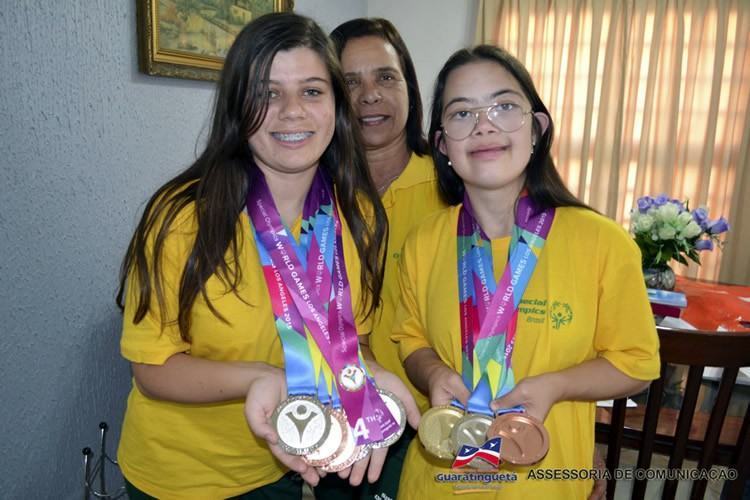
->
[549,301,573,329]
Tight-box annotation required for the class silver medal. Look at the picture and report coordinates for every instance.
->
[450,413,495,469]
[450,413,493,451]
[371,388,407,449]
[271,395,330,456]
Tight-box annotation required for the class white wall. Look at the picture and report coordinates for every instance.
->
[367,0,479,119]
[298,0,367,31]
[0,2,216,498]
[0,1,471,497]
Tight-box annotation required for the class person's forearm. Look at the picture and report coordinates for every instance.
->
[403,347,450,396]
[359,336,378,366]
[551,357,651,402]
[132,353,280,404]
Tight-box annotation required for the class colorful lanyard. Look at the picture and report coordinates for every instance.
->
[457,194,555,415]
[247,168,397,445]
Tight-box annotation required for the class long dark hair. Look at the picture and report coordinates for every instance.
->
[429,45,589,211]
[117,13,387,342]
[330,17,428,156]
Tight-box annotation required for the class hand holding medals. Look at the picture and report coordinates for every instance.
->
[245,169,412,483]
[418,195,555,468]
[244,366,323,486]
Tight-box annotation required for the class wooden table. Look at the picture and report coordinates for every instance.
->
[676,276,750,332]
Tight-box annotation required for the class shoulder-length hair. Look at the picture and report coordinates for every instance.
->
[330,17,428,156]
[117,13,387,341]
[428,45,588,211]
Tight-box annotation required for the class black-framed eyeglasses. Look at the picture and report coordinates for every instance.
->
[442,103,532,140]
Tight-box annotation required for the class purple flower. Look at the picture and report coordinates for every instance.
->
[637,196,654,213]
[670,198,685,211]
[654,194,669,207]
[695,239,714,251]
[692,207,709,230]
[707,216,730,235]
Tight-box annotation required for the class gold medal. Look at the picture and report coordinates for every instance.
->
[488,412,549,465]
[270,395,330,456]
[371,388,407,449]
[418,405,464,460]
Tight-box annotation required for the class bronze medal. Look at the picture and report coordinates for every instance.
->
[487,412,549,465]
[418,405,464,460]
[321,421,370,472]
[371,388,407,449]
[303,407,348,467]
[271,395,330,456]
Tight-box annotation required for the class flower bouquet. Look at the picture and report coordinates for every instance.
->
[630,194,729,288]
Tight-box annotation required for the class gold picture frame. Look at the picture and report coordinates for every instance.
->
[137,0,295,81]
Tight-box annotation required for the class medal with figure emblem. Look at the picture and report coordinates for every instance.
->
[271,395,330,456]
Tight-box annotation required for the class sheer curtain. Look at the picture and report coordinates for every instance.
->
[476,0,750,284]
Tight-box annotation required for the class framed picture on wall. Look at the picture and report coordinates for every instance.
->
[137,0,295,81]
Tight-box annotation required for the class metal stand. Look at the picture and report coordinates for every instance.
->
[82,422,126,499]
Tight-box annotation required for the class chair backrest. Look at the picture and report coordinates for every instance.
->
[596,325,750,500]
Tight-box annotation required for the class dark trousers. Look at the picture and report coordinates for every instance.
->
[313,427,415,500]
[125,471,304,499]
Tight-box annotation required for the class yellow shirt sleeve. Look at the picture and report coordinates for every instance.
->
[594,223,661,380]
[391,222,433,363]
[120,205,194,364]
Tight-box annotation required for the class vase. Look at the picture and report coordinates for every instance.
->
[643,266,676,290]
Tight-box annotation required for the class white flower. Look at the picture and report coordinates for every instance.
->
[658,225,677,240]
[633,214,654,233]
[678,211,693,225]
[654,203,680,224]
[681,220,702,239]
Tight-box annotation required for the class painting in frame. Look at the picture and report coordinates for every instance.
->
[137,0,295,81]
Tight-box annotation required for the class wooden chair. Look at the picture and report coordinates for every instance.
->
[596,325,750,500]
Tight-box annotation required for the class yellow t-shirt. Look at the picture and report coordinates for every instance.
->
[370,153,446,414]
[118,200,372,499]
[392,204,660,499]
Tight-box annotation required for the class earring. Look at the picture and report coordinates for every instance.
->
[447,159,452,166]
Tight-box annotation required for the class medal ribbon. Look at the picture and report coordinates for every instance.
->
[252,172,334,398]
[248,168,397,445]
[457,195,555,415]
